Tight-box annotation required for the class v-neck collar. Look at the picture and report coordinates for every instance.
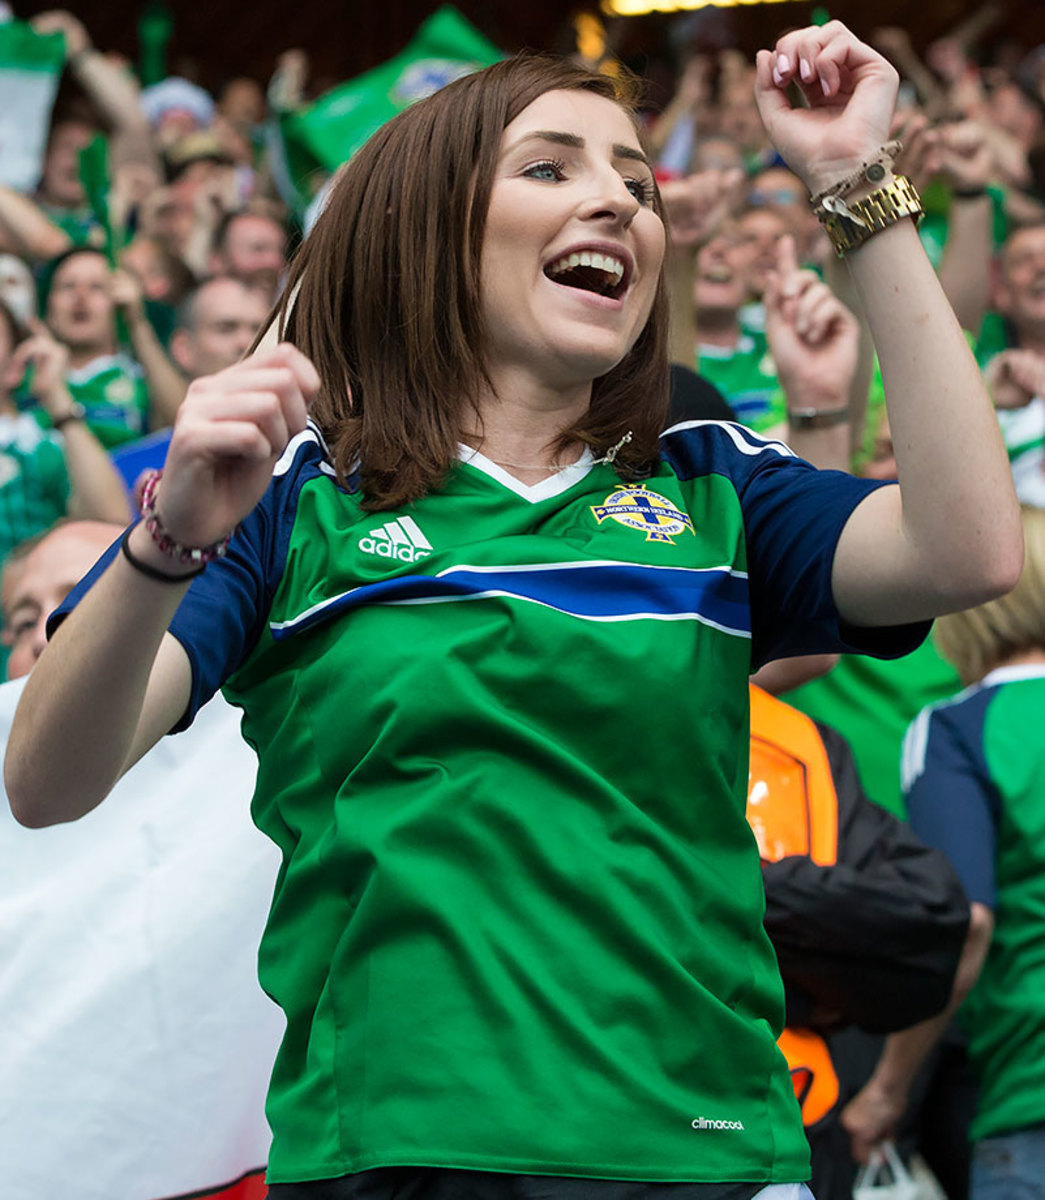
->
[456,444,596,503]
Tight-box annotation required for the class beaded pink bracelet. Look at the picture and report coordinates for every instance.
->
[137,468,236,566]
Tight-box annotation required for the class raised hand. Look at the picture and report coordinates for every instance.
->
[155,344,320,549]
[765,235,859,409]
[936,119,995,191]
[270,49,309,112]
[754,22,900,196]
[660,167,746,251]
[110,267,146,323]
[984,348,1045,410]
[871,26,916,66]
[891,112,942,194]
[12,318,72,414]
[30,10,90,57]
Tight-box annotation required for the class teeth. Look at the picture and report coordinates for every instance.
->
[548,250,625,284]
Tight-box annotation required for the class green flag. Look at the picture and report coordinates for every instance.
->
[77,134,131,343]
[0,20,65,192]
[277,6,501,208]
[78,134,115,261]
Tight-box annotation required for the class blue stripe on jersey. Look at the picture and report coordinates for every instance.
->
[270,561,752,640]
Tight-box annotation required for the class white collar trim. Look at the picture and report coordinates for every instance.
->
[982,662,1045,687]
[65,353,124,383]
[457,444,595,502]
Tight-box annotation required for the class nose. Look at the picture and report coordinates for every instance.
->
[29,614,47,663]
[580,168,641,229]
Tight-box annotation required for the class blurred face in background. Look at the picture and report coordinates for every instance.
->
[996,225,1045,331]
[748,167,820,263]
[155,107,204,150]
[171,278,270,377]
[2,522,121,680]
[693,223,751,319]
[121,237,172,302]
[987,83,1043,147]
[40,120,94,207]
[219,78,264,130]
[216,214,287,298]
[718,98,767,159]
[691,135,744,175]
[46,252,115,355]
[730,208,789,299]
[0,255,36,327]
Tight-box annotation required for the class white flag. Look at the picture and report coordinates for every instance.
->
[0,20,65,192]
[0,679,283,1200]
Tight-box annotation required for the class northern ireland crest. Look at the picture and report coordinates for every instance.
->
[590,486,694,544]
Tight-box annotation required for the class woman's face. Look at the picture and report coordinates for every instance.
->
[479,88,664,393]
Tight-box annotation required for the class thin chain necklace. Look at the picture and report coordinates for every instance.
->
[479,432,633,473]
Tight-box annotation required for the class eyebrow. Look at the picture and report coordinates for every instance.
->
[510,130,651,169]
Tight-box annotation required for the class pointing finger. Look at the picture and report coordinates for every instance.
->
[775,235,800,294]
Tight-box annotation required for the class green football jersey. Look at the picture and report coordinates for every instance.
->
[0,410,69,566]
[904,667,1045,1140]
[65,353,150,449]
[37,200,105,248]
[59,420,924,1186]
[697,335,786,437]
[785,637,961,817]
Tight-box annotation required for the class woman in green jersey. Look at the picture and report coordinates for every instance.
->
[844,506,1045,1199]
[6,22,1022,1200]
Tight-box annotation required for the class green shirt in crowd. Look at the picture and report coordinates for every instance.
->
[904,666,1045,1140]
[64,353,150,449]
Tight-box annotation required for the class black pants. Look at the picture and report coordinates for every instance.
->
[266,1169,764,1200]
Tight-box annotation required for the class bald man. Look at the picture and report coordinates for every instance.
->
[1,520,118,679]
[170,276,271,380]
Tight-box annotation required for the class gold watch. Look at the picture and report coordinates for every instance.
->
[816,175,924,258]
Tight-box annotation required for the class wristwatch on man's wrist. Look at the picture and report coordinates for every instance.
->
[787,405,850,430]
[50,402,86,431]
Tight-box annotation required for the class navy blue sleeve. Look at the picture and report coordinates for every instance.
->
[49,427,330,732]
[902,689,1000,907]
[661,420,931,669]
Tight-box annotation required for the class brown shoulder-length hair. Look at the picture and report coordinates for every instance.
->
[273,54,669,511]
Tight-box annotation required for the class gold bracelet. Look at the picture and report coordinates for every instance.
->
[815,175,924,258]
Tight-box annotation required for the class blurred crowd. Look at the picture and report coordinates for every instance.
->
[0,7,1042,585]
[3,6,1045,1200]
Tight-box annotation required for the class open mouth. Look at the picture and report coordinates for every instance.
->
[545,250,628,301]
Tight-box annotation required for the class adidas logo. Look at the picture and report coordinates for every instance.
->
[359,515,433,563]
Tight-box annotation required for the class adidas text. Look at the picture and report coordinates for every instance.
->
[359,516,432,563]
[359,537,430,563]
[691,1117,745,1132]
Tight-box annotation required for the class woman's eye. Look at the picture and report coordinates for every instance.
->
[523,159,566,183]
[625,178,655,205]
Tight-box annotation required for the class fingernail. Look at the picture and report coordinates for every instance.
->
[772,66,784,86]
[776,53,790,75]
[821,76,831,96]
[800,58,812,81]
